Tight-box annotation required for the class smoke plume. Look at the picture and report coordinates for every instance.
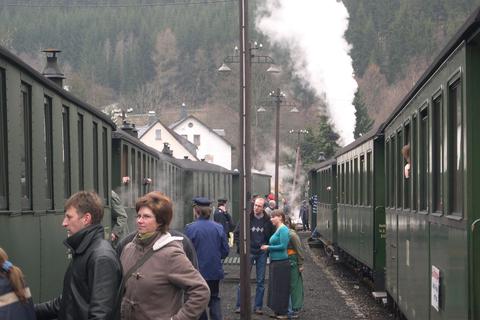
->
[256,0,357,144]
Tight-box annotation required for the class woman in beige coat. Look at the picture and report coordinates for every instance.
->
[120,191,210,320]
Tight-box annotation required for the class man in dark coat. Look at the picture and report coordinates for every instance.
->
[300,200,310,231]
[213,198,234,241]
[185,197,229,320]
[35,191,122,320]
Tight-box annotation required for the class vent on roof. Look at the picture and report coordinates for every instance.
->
[162,143,173,156]
[42,49,65,87]
[121,121,138,138]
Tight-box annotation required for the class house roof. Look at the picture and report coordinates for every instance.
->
[138,119,199,160]
[169,115,235,147]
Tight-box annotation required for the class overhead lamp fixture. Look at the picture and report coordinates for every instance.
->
[266,64,281,74]
[218,63,232,73]
[257,106,266,113]
[289,107,299,113]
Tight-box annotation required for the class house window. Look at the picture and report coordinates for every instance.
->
[155,129,161,140]
[188,122,194,128]
[194,134,201,146]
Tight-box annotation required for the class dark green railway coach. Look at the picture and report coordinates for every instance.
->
[308,159,337,246]
[112,128,162,230]
[335,127,386,290]
[383,8,480,319]
[0,46,115,301]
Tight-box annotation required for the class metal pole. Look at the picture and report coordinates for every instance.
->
[239,0,252,318]
[274,88,280,207]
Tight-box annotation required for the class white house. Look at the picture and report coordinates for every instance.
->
[169,115,233,169]
[138,120,198,160]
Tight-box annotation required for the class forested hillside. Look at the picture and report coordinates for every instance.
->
[1,0,480,165]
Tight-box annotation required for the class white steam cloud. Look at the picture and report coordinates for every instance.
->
[256,0,357,144]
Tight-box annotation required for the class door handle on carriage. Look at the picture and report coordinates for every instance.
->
[471,219,480,232]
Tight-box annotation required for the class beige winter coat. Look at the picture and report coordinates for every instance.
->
[120,232,210,320]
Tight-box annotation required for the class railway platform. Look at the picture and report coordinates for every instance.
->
[219,232,393,320]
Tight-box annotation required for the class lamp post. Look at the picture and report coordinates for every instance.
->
[269,90,299,206]
[218,39,279,320]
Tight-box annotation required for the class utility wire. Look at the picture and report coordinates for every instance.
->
[3,0,236,8]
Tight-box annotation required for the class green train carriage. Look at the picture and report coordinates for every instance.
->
[308,159,337,247]
[383,7,480,319]
[335,127,386,290]
[0,46,115,301]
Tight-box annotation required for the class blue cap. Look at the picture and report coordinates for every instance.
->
[193,197,211,206]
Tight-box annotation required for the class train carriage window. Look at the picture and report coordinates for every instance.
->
[403,123,410,209]
[102,127,109,204]
[78,114,84,190]
[390,136,396,208]
[432,96,443,213]
[131,149,136,204]
[341,163,345,204]
[121,145,128,179]
[345,161,350,204]
[448,80,463,217]
[385,140,390,207]
[62,107,71,199]
[366,152,372,206]
[396,130,403,208]
[93,122,99,192]
[137,151,141,197]
[412,115,418,211]
[360,155,365,205]
[419,108,429,211]
[20,83,32,210]
[44,96,54,209]
[142,154,146,195]
[0,69,7,209]
[353,158,359,205]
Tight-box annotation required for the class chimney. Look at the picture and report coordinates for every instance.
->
[121,121,138,138]
[162,143,173,156]
[42,49,65,87]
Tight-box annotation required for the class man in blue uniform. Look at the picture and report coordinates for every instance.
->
[185,197,229,320]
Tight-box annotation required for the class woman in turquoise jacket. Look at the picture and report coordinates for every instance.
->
[261,210,290,319]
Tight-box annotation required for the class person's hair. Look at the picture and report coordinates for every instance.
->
[270,209,286,223]
[0,248,28,303]
[285,216,295,230]
[65,191,104,224]
[136,191,173,234]
[402,144,411,163]
[194,205,212,218]
[268,200,276,207]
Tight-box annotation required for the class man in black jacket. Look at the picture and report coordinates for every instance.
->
[213,198,234,241]
[35,191,122,320]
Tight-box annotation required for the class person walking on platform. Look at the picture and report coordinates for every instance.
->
[300,200,310,231]
[261,210,290,319]
[234,197,274,315]
[186,197,229,320]
[0,248,36,320]
[213,198,235,242]
[110,190,129,245]
[285,217,305,318]
[120,192,209,320]
[35,191,122,320]
[265,200,276,216]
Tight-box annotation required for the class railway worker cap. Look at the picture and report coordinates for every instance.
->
[217,198,227,205]
[193,197,211,207]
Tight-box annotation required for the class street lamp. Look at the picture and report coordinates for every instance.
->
[218,12,279,319]
[268,89,299,207]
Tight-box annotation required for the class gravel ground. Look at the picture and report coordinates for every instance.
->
[218,231,394,320]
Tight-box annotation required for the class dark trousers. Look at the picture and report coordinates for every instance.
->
[199,280,222,320]
[302,217,309,231]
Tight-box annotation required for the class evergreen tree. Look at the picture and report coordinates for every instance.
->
[353,89,374,138]
[300,116,340,166]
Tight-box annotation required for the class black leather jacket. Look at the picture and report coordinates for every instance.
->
[35,224,122,320]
